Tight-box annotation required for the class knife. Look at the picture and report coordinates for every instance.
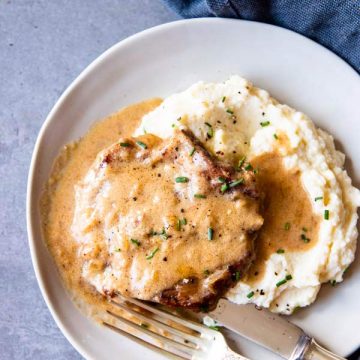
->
[206,299,345,360]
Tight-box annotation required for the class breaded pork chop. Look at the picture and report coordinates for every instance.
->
[72,129,263,311]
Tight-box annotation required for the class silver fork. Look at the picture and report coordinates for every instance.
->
[102,294,249,360]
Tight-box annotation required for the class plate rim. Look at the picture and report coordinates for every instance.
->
[26,17,360,360]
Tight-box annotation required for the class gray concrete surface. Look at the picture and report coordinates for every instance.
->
[0,1,178,358]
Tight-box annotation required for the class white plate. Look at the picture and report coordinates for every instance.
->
[27,18,360,359]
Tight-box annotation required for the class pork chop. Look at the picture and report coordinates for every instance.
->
[72,129,263,311]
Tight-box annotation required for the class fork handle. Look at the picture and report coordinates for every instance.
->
[222,347,249,360]
[304,339,346,360]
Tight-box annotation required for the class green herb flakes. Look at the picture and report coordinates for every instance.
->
[246,291,255,299]
[205,122,214,138]
[175,176,189,183]
[208,325,220,331]
[229,178,244,187]
[146,247,159,260]
[238,156,246,169]
[220,183,229,193]
[208,227,214,240]
[130,238,141,247]
[276,279,287,287]
[324,209,330,220]
[136,141,147,149]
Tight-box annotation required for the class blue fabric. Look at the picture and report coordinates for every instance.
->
[163,0,360,73]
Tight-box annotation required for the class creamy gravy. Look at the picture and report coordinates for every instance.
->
[244,153,320,283]
[71,130,262,301]
[41,99,162,308]
[41,98,320,309]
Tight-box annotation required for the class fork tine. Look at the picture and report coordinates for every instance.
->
[105,309,203,359]
[111,300,202,347]
[102,321,186,360]
[112,295,209,335]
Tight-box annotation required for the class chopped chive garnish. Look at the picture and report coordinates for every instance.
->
[276,249,285,254]
[284,222,291,230]
[120,142,131,147]
[160,228,168,240]
[208,325,220,331]
[176,218,187,230]
[136,141,147,149]
[314,196,323,202]
[276,279,287,287]
[238,156,246,169]
[301,234,310,243]
[171,123,176,128]
[143,127,147,134]
[189,147,195,156]
[273,133,278,140]
[130,238,141,247]
[226,109,234,114]
[253,168,259,174]
[221,183,229,193]
[203,269,210,276]
[260,121,270,127]
[205,122,213,138]
[302,227,308,232]
[235,271,240,281]
[208,227,214,240]
[114,248,121,252]
[229,178,244,187]
[244,163,253,171]
[286,274,293,281]
[222,96,226,103]
[330,280,337,287]
[218,176,227,183]
[324,209,329,220]
[177,116,182,121]
[194,193,206,199]
[247,291,255,299]
[146,247,159,260]
[175,176,189,183]
[140,323,149,328]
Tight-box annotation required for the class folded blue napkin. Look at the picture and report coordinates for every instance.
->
[163,0,360,73]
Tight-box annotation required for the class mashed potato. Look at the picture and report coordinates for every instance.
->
[136,76,360,313]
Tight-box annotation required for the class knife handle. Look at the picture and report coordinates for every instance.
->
[222,347,249,360]
[304,339,346,360]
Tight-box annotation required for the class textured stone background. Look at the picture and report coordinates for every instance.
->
[0,1,177,358]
